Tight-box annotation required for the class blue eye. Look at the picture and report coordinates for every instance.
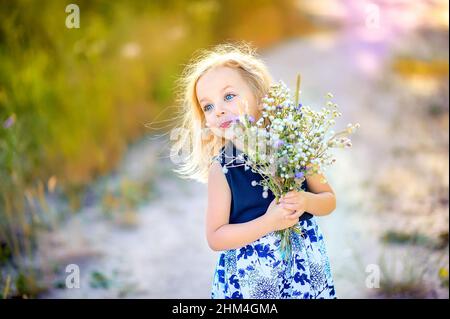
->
[225,93,236,101]
[202,93,235,112]
[203,104,214,112]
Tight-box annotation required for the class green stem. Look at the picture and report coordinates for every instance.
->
[294,73,301,107]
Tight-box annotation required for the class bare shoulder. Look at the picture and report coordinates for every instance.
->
[208,161,230,193]
[205,160,231,237]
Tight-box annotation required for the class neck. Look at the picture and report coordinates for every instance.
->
[228,138,247,155]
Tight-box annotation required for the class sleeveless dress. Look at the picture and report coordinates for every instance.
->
[210,141,337,299]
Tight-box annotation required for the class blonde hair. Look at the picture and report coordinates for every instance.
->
[172,42,273,183]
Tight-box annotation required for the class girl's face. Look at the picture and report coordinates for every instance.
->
[196,66,260,138]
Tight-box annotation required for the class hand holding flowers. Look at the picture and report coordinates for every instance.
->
[279,190,311,216]
[264,198,305,231]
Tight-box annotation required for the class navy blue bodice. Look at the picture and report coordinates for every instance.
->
[214,141,313,224]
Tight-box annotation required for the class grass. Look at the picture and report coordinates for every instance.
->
[374,248,431,298]
[89,271,112,289]
[374,230,449,298]
[381,230,449,250]
[100,177,155,227]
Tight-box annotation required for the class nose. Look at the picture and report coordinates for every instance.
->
[215,104,225,117]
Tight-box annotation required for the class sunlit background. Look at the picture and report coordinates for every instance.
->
[0,0,448,298]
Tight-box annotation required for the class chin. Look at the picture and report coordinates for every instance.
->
[210,127,235,139]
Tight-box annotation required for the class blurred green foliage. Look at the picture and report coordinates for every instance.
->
[381,230,449,250]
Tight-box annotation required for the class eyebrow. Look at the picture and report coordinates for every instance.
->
[199,85,234,104]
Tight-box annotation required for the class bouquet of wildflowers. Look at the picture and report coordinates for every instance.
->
[222,75,360,260]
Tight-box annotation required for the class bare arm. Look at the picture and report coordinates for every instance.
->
[304,171,337,216]
[205,162,275,251]
[280,168,337,217]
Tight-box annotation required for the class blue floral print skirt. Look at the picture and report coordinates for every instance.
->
[211,217,337,299]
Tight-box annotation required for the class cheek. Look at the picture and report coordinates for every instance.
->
[226,102,240,114]
[204,113,217,126]
[226,98,248,115]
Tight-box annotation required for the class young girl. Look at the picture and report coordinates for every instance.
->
[173,43,337,299]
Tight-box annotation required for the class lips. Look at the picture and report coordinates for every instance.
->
[219,120,233,128]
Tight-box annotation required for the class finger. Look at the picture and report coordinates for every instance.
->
[280,199,298,205]
[282,208,297,217]
[283,210,294,219]
[282,209,296,218]
[284,191,298,197]
[281,196,297,203]
[287,210,304,220]
[281,203,297,210]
